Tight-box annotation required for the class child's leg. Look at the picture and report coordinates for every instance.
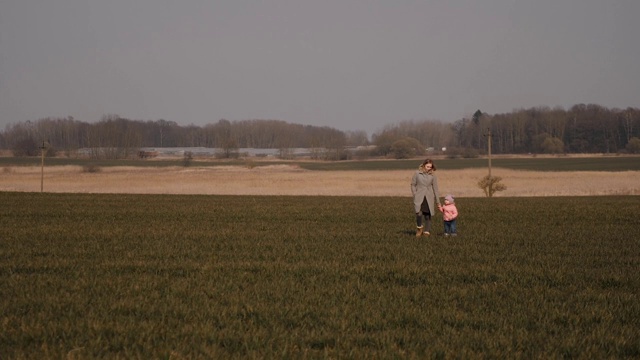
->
[451,219,457,234]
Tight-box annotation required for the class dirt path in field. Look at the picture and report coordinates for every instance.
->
[2,164,639,197]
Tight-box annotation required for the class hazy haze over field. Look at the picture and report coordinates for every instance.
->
[1,0,638,135]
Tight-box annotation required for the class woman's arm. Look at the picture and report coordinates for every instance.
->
[410,173,418,195]
[432,175,441,206]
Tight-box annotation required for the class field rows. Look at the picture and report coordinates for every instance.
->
[1,193,639,358]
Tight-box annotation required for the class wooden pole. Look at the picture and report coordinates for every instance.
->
[487,128,492,178]
[40,141,46,192]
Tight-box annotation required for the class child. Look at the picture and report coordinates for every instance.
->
[438,194,459,236]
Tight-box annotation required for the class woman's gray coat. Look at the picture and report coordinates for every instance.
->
[411,167,441,214]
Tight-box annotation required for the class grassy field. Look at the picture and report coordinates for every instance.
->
[298,156,640,172]
[1,192,639,358]
[2,154,640,171]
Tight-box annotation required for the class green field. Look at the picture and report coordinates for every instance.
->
[1,193,639,358]
[2,155,640,171]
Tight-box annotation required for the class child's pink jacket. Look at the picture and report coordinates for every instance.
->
[439,203,458,221]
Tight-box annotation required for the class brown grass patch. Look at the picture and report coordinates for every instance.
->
[0,165,638,197]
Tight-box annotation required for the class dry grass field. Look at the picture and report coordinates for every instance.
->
[1,164,638,197]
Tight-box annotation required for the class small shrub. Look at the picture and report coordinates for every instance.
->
[323,149,351,161]
[82,164,102,173]
[626,137,640,154]
[462,148,479,158]
[45,147,57,157]
[477,175,507,197]
[278,148,294,160]
[390,137,424,159]
[182,151,193,167]
[541,137,565,154]
[216,150,239,159]
[352,148,373,160]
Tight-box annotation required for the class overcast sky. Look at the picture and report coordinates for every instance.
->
[1,0,638,135]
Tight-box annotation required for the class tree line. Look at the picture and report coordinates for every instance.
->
[373,104,640,157]
[0,116,359,159]
[1,103,639,159]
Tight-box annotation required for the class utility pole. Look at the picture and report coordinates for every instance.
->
[485,128,492,178]
[40,141,48,192]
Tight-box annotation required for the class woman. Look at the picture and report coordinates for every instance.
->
[411,159,442,237]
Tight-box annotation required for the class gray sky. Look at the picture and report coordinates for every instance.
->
[1,0,638,135]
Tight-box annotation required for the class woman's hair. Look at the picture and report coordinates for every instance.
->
[422,159,437,171]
